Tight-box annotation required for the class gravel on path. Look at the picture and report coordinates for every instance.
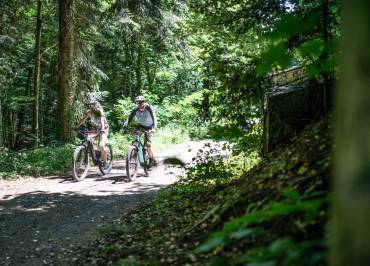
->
[0,140,209,266]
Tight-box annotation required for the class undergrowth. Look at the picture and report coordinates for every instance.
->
[76,118,331,266]
[0,126,191,179]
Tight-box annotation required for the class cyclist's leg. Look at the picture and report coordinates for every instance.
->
[99,131,109,162]
[144,130,154,160]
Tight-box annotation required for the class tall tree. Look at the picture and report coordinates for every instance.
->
[332,0,370,265]
[33,0,42,146]
[0,0,4,147]
[58,0,75,140]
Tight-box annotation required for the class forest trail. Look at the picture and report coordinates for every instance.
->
[0,140,209,266]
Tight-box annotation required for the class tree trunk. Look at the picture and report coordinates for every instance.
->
[58,0,75,140]
[0,96,3,148]
[0,0,4,147]
[123,35,132,97]
[331,1,370,265]
[135,42,143,96]
[146,54,159,92]
[33,0,42,147]
[321,0,329,114]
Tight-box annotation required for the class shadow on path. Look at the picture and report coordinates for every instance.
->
[0,183,165,266]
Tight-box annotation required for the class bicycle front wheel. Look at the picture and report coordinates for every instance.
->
[72,146,90,181]
[99,144,113,175]
[126,146,138,181]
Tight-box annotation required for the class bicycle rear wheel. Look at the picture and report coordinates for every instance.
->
[72,146,90,181]
[126,146,138,181]
[99,144,113,175]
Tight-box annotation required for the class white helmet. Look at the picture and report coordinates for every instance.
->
[87,97,99,107]
[135,95,145,102]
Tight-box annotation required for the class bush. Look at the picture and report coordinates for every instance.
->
[108,132,131,159]
[0,144,74,178]
[153,126,190,152]
[109,90,210,140]
[178,142,259,188]
[156,90,209,129]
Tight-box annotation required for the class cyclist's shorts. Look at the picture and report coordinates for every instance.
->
[136,125,153,147]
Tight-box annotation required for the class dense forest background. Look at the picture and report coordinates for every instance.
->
[0,0,339,151]
[6,0,370,265]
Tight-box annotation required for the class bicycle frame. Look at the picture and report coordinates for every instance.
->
[133,130,147,166]
[80,131,101,165]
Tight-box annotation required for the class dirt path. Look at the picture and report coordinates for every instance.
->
[0,140,209,266]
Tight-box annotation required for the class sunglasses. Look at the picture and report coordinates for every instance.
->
[136,101,144,105]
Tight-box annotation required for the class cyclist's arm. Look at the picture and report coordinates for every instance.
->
[100,110,106,132]
[147,105,157,130]
[75,110,90,128]
[124,108,137,127]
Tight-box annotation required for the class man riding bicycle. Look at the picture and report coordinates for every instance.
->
[123,95,157,166]
[75,98,110,166]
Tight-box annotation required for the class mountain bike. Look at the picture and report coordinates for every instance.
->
[125,129,151,180]
[72,130,113,181]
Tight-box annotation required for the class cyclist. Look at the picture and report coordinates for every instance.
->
[75,98,110,166]
[123,95,157,166]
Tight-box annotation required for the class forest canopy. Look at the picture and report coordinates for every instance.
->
[0,0,339,151]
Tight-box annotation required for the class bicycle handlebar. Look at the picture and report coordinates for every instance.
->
[123,127,152,134]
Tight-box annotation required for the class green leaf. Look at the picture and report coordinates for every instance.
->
[247,261,277,266]
[209,257,231,266]
[268,238,293,255]
[282,187,300,200]
[196,236,226,253]
[230,228,255,240]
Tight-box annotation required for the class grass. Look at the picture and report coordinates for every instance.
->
[0,144,74,178]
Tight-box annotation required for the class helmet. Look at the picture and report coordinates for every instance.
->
[87,97,99,108]
[135,95,145,103]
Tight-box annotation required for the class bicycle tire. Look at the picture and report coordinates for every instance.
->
[126,146,138,181]
[72,145,90,181]
[98,144,113,175]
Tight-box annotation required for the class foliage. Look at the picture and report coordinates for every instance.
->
[197,187,327,266]
[0,124,192,177]
[75,118,331,266]
[107,133,131,159]
[179,142,258,188]
[0,0,204,149]
[156,90,209,128]
[152,127,190,152]
[0,144,74,178]
[108,90,209,137]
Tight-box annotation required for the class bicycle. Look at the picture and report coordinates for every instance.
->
[72,130,113,181]
[125,129,151,180]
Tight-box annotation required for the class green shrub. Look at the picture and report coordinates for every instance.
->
[178,143,258,188]
[156,90,208,129]
[153,126,190,152]
[108,132,131,159]
[109,90,210,140]
[0,144,74,178]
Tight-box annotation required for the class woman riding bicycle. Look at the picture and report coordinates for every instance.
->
[75,98,110,166]
[123,95,157,166]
